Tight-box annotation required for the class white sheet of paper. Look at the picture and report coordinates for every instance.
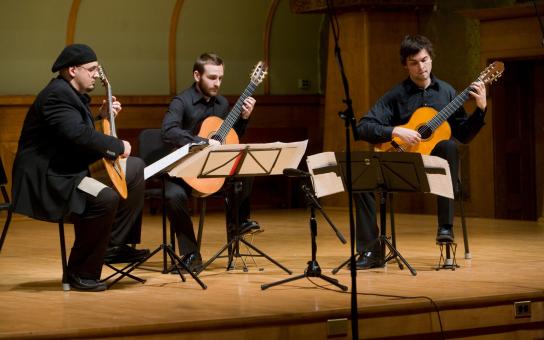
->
[306,152,345,198]
[144,143,191,180]
[77,176,108,197]
[421,154,454,199]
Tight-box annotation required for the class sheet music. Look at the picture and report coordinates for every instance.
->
[421,154,454,199]
[144,143,191,180]
[167,140,308,178]
[306,152,345,198]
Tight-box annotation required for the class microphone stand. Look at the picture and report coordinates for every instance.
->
[326,1,360,338]
[261,172,348,291]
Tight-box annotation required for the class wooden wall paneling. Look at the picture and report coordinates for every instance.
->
[462,3,544,219]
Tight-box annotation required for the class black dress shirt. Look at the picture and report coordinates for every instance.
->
[356,74,486,144]
[162,83,248,148]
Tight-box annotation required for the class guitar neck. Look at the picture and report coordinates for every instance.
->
[106,84,117,138]
[215,81,257,142]
[427,85,472,132]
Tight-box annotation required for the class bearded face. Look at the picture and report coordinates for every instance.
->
[194,64,224,99]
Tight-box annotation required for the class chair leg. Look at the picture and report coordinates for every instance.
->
[58,221,70,291]
[0,207,12,253]
[457,178,471,259]
[197,199,206,252]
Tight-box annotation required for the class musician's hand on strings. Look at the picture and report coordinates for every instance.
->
[240,96,256,119]
[393,126,421,145]
[99,96,122,119]
[469,80,487,110]
[121,140,131,158]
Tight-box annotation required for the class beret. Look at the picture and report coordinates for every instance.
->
[51,44,97,72]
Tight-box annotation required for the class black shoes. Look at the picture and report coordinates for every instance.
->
[179,252,203,273]
[67,273,107,292]
[104,244,150,264]
[436,225,455,243]
[354,250,384,270]
[238,219,260,235]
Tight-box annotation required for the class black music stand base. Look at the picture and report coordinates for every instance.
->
[133,243,207,289]
[262,205,348,291]
[197,235,291,275]
[197,181,291,275]
[332,192,417,276]
[331,235,416,276]
[435,242,459,271]
[132,176,207,289]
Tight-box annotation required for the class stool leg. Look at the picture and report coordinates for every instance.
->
[0,207,12,252]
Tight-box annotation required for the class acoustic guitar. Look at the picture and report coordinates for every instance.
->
[89,66,128,199]
[375,61,504,154]
[183,61,268,197]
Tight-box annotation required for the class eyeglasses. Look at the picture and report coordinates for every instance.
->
[77,65,99,75]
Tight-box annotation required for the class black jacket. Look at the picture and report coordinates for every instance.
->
[12,77,124,221]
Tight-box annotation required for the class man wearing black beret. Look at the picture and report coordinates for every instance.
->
[11,43,149,291]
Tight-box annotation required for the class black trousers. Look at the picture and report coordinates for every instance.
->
[68,157,145,279]
[164,177,253,256]
[354,140,459,252]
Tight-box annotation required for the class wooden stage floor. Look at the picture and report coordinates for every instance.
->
[0,208,543,339]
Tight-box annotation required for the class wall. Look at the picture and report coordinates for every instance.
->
[0,0,324,96]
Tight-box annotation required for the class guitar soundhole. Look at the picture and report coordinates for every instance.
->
[417,125,433,140]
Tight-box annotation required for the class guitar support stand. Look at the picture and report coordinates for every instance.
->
[436,241,459,270]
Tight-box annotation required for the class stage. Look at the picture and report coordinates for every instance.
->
[0,208,543,339]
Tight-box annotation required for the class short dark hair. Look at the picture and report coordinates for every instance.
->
[193,53,224,73]
[399,35,434,65]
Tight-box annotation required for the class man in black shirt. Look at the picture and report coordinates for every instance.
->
[161,53,257,272]
[354,35,487,269]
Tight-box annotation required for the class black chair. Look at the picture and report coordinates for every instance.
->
[137,128,206,289]
[53,218,147,291]
[0,156,13,253]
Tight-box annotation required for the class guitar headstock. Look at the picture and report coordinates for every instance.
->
[250,61,268,86]
[97,65,110,87]
[478,61,504,85]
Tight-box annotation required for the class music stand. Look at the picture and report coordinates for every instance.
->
[332,151,434,276]
[168,141,307,275]
[134,140,208,289]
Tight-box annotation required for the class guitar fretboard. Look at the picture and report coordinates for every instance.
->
[106,84,117,137]
[426,83,475,132]
[214,81,258,142]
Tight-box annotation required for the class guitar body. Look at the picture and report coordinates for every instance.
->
[183,116,240,197]
[374,106,451,155]
[89,118,128,199]
[374,61,504,155]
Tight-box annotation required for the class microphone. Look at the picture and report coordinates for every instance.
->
[283,168,311,178]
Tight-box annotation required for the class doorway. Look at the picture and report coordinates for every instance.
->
[492,58,544,220]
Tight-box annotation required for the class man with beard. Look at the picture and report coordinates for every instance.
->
[161,53,258,272]
[11,44,149,291]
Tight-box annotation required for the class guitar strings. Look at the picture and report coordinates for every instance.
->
[216,81,257,142]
